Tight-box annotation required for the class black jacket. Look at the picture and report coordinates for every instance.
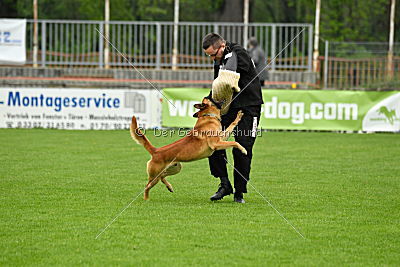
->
[213,42,264,109]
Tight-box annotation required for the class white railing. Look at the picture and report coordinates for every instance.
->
[26,20,313,70]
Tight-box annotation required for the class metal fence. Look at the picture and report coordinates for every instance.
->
[25,20,313,71]
[322,42,400,89]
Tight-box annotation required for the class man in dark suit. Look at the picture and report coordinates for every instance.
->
[202,33,264,203]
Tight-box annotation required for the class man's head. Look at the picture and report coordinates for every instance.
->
[248,37,258,49]
[202,33,226,61]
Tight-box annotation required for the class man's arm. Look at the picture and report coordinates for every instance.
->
[223,52,238,71]
[214,51,240,92]
[211,51,241,114]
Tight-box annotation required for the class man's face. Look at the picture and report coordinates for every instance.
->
[204,42,225,61]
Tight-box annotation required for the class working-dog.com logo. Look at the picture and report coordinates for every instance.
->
[378,106,397,125]
[362,93,400,132]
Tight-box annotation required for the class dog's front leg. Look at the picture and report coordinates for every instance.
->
[161,178,174,192]
[222,110,243,141]
[212,141,247,155]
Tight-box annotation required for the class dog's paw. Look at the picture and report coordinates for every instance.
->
[167,186,174,193]
[237,144,247,155]
[235,110,244,123]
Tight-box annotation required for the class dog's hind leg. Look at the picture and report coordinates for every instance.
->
[143,176,160,200]
[161,178,174,192]
[160,162,181,193]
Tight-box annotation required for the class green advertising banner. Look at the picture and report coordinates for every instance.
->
[162,88,400,132]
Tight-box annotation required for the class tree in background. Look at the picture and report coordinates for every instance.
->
[252,0,399,42]
[253,0,314,23]
[0,0,398,42]
[0,0,33,18]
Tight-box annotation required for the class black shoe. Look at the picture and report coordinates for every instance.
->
[234,192,245,203]
[210,184,233,201]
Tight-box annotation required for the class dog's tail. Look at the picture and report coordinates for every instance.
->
[130,116,156,154]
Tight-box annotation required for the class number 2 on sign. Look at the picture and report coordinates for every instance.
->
[0,31,11,43]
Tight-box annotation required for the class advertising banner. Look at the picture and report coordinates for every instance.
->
[0,19,26,64]
[162,88,400,132]
[0,88,161,130]
[162,88,210,127]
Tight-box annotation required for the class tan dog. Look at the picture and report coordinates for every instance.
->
[130,97,246,200]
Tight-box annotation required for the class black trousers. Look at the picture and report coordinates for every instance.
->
[208,105,261,193]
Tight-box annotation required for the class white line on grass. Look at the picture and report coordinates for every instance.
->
[95,28,176,108]
[95,157,177,239]
[224,157,306,239]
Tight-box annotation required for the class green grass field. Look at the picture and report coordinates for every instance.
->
[1,128,399,266]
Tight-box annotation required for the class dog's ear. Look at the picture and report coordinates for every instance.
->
[193,111,199,118]
[194,103,206,109]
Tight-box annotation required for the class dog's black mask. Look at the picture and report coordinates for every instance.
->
[205,96,223,109]
[193,97,223,117]
[193,103,206,118]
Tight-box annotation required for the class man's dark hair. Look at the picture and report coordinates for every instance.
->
[248,37,258,47]
[202,33,224,50]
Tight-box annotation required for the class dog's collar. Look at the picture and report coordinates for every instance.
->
[201,113,221,121]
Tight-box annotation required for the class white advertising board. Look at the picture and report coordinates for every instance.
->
[0,88,161,130]
[0,19,26,65]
